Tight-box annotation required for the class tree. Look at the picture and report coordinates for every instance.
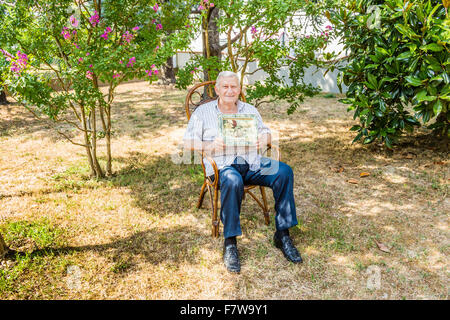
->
[0,0,193,177]
[176,0,337,112]
[329,0,449,148]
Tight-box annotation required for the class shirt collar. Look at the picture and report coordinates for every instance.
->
[215,99,245,113]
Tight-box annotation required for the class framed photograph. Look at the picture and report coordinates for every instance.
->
[218,113,258,146]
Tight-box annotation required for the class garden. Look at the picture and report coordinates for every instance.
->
[0,0,448,299]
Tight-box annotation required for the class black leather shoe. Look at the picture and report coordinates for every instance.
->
[223,244,241,273]
[274,233,303,263]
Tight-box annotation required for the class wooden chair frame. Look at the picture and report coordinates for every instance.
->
[185,81,281,237]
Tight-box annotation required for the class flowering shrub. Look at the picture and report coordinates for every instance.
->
[0,0,193,177]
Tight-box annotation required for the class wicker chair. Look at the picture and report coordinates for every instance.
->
[184,80,280,237]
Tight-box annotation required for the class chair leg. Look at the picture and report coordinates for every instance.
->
[213,186,220,237]
[208,185,220,237]
[197,181,207,209]
[260,186,270,225]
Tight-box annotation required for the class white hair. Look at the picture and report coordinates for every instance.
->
[216,71,240,87]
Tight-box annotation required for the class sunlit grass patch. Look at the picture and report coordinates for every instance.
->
[0,219,73,297]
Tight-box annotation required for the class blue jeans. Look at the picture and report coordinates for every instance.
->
[212,156,298,239]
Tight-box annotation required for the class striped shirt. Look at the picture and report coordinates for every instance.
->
[183,99,271,177]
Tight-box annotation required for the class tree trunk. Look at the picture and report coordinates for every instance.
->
[162,56,176,84]
[80,104,104,178]
[90,107,104,178]
[202,7,221,83]
[0,89,9,105]
[0,233,9,259]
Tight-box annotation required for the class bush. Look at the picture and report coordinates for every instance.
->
[329,0,449,148]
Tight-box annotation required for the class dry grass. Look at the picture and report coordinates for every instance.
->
[0,81,448,299]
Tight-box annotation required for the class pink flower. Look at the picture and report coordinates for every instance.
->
[86,52,90,56]
[89,64,93,68]
[86,70,93,80]
[199,5,204,10]
[106,27,112,33]
[122,31,133,43]
[113,73,121,79]
[153,4,159,12]
[210,3,214,7]
[151,64,156,69]
[156,46,159,49]
[89,11,99,27]
[100,32,108,40]
[119,60,123,64]
[153,69,158,75]
[305,35,310,38]
[132,26,140,32]
[156,24,162,30]
[72,30,77,35]
[126,57,136,67]
[69,15,79,28]
[61,27,71,40]
[78,57,83,63]
[326,25,333,30]
[73,43,79,49]
[9,50,28,73]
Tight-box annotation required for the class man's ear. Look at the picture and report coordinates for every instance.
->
[214,85,219,96]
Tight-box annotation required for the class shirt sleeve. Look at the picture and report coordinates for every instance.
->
[183,110,204,142]
[253,107,271,136]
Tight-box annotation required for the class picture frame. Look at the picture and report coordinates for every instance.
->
[218,113,258,146]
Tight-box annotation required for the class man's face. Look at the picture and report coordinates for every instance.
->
[215,76,240,104]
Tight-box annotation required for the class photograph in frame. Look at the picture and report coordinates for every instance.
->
[218,113,258,146]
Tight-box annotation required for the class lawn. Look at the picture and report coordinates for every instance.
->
[0,81,448,299]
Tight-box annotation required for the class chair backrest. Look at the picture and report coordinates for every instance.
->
[184,80,246,121]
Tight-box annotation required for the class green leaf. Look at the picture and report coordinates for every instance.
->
[415,89,437,102]
[367,73,378,90]
[395,24,419,39]
[375,47,389,56]
[405,76,423,86]
[420,43,444,52]
[433,100,443,116]
[352,132,363,144]
[369,55,380,63]
[397,51,412,61]
[385,136,393,149]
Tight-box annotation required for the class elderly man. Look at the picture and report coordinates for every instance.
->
[183,71,302,273]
